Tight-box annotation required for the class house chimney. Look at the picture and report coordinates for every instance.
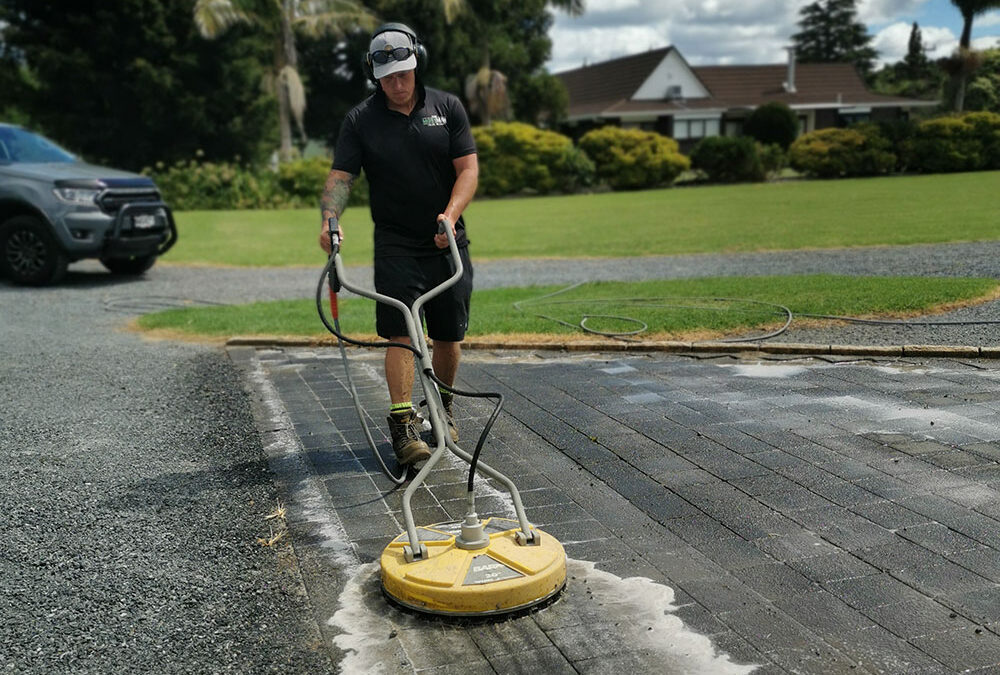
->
[783,47,797,94]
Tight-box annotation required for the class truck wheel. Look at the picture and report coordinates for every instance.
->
[0,215,69,286]
[100,254,157,276]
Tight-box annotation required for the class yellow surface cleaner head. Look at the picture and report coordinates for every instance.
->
[381,517,567,617]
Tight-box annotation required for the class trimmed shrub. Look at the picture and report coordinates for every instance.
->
[578,126,689,190]
[743,102,799,150]
[146,157,279,210]
[145,155,368,210]
[690,137,788,183]
[277,156,330,203]
[690,136,765,183]
[472,122,594,197]
[691,136,750,182]
[875,118,918,172]
[904,111,1000,173]
[789,126,896,178]
[758,142,788,176]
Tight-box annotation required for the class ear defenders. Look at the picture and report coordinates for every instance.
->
[362,22,428,85]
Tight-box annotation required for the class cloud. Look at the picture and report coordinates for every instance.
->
[858,0,932,26]
[546,0,998,74]
[548,0,800,72]
[871,21,957,64]
[549,23,670,72]
[978,11,1000,28]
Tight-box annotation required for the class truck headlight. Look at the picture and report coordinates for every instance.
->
[54,187,100,205]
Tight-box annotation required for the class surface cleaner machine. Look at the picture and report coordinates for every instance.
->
[316,218,566,617]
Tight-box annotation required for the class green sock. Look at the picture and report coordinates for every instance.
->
[390,402,412,415]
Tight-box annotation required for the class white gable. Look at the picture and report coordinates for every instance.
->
[632,50,709,101]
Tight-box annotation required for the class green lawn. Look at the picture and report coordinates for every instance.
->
[163,171,1000,267]
[135,275,1000,341]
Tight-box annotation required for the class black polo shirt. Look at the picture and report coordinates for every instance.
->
[333,84,476,256]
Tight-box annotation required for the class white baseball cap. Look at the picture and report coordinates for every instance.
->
[370,30,417,80]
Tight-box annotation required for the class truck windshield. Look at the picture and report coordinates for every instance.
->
[0,127,76,163]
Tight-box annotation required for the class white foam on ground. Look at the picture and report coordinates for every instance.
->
[822,394,1000,440]
[571,559,757,674]
[255,350,755,672]
[328,559,757,674]
[329,563,403,675]
[726,362,808,379]
[250,360,359,568]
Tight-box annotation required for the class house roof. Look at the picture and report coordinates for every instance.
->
[555,48,937,120]
[557,47,676,110]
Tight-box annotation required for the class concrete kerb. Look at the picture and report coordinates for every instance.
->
[226,335,996,359]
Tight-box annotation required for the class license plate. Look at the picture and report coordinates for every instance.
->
[133,214,157,229]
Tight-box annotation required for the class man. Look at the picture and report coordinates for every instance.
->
[318,23,478,466]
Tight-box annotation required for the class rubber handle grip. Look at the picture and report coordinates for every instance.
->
[328,288,339,320]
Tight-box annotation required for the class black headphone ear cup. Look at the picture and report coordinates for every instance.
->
[362,52,375,84]
[415,43,428,76]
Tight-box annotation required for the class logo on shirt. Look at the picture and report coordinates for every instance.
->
[422,114,447,127]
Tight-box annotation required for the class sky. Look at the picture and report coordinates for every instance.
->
[546,0,1000,73]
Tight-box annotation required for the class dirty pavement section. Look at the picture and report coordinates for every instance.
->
[236,345,1000,674]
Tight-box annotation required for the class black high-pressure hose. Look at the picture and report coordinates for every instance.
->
[422,369,504,493]
[315,226,504,491]
[316,248,412,485]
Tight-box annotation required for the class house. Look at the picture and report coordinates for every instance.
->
[555,47,938,151]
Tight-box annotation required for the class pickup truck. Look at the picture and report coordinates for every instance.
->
[0,123,176,285]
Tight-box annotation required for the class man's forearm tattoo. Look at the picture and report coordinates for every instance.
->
[320,173,355,221]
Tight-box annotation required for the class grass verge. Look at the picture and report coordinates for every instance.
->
[163,171,1000,267]
[134,275,1000,343]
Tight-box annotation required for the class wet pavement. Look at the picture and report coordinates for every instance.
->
[231,343,1000,674]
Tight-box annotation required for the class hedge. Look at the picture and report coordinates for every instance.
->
[144,155,369,211]
[472,122,594,197]
[904,111,1000,173]
[578,126,689,190]
[691,136,766,182]
[789,125,896,178]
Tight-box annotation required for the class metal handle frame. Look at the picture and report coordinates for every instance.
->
[330,219,536,558]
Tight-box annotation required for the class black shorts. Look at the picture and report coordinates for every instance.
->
[373,247,473,342]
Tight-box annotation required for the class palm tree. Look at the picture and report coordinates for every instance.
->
[949,0,1000,110]
[194,0,377,161]
[445,0,584,125]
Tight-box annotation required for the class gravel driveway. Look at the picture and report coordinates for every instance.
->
[3,240,999,673]
[1,270,331,673]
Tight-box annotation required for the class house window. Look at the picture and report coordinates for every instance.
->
[623,121,658,132]
[838,107,872,127]
[674,118,720,140]
[839,112,870,126]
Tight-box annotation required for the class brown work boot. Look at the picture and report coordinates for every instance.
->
[440,391,459,443]
[387,409,431,465]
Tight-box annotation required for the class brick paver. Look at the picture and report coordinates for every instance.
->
[236,345,1000,673]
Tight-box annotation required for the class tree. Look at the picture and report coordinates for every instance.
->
[193,0,377,161]
[871,21,942,101]
[964,48,1000,112]
[743,102,799,150]
[440,0,583,125]
[792,0,878,79]
[0,0,278,171]
[953,0,1000,48]
[511,71,569,126]
[947,0,1000,110]
[300,0,573,142]
[904,22,929,79]
[0,31,34,126]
